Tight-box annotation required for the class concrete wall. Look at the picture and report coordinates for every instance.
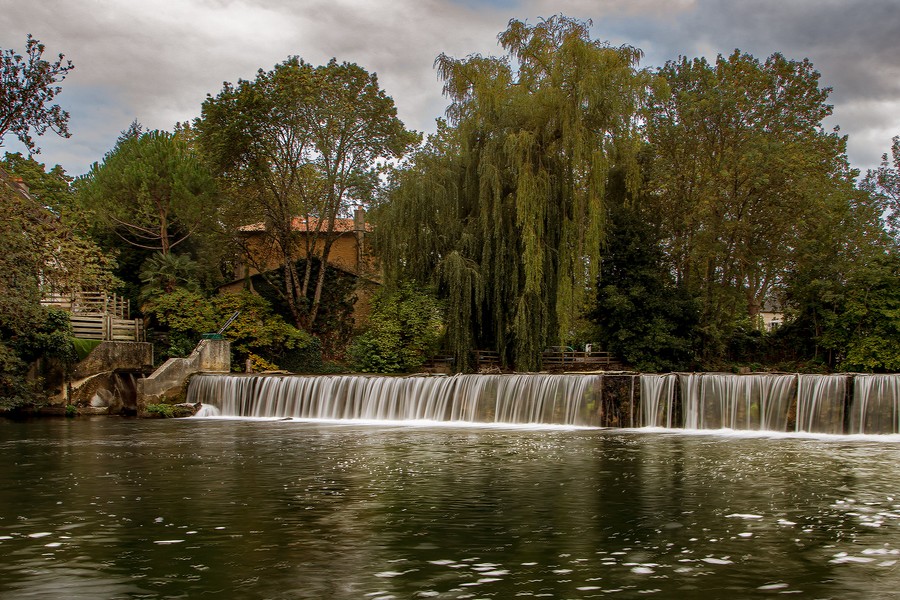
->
[74,342,154,379]
[137,339,230,408]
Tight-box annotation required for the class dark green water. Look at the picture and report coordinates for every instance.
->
[1,417,899,599]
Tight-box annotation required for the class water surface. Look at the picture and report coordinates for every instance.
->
[1,417,899,598]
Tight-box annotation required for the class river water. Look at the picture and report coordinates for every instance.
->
[1,417,899,598]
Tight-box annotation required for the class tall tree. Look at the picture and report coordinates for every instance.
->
[2,153,118,298]
[378,16,648,370]
[861,135,900,240]
[197,57,417,328]
[79,129,219,255]
[0,162,117,409]
[589,167,699,372]
[644,51,852,359]
[0,35,73,154]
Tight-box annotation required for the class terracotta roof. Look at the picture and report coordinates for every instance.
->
[238,216,372,233]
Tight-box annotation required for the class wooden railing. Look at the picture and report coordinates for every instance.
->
[470,349,620,372]
[42,291,131,319]
[42,291,144,342]
[541,350,615,368]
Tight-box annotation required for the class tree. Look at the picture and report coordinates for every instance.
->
[377,16,648,370]
[138,251,200,305]
[644,50,853,360]
[0,163,108,409]
[779,178,896,370]
[2,153,118,299]
[861,135,900,240]
[144,288,319,370]
[197,57,417,329]
[2,151,74,213]
[589,168,699,372]
[79,129,219,255]
[0,35,73,154]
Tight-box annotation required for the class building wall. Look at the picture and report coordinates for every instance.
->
[235,231,376,279]
[224,229,380,329]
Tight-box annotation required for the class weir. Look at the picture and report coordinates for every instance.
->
[188,372,900,434]
[187,373,616,427]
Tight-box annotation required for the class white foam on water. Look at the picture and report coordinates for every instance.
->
[186,414,598,431]
[701,557,733,565]
[629,427,900,443]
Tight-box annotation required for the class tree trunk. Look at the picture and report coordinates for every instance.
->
[308,236,335,327]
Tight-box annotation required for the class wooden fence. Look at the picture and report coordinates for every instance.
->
[470,349,620,372]
[42,291,131,319]
[43,291,144,342]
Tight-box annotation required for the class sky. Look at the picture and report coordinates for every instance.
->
[2,0,899,178]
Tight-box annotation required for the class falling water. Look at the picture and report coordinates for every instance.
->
[187,373,605,427]
[186,372,900,434]
[640,374,677,427]
[850,375,900,434]
[796,374,847,434]
[680,373,796,430]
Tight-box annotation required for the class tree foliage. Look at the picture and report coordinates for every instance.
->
[138,251,200,305]
[197,57,417,329]
[861,135,900,240]
[643,50,854,360]
[590,168,699,372]
[2,154,119,299]
[144,288,319,371]
[350,283,444,373]
[79,129,219,255]
[0,35,73,154]
[378,16,648,370]
[778,172,898,371]
[0,170,85,408]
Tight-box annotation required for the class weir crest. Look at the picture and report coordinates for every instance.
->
[187,372,900,434]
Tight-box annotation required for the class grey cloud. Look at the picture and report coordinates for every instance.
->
[1,0,897,175]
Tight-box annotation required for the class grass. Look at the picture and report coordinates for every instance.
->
[72,338,102,361]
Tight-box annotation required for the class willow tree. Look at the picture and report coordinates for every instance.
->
[378,16,648,370]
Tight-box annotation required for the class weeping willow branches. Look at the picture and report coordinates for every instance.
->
[378,16,649,370]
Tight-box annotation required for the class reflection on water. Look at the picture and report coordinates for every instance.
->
[1,418,899,598]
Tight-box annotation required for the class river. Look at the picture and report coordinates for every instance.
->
[1,417,898,598]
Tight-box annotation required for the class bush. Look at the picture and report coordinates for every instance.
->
[145,403,175,418]
[144,288,320,371]
[350,283,443,373]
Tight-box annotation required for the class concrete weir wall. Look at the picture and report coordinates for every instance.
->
[137,339,231,408]
[74,341,154,379]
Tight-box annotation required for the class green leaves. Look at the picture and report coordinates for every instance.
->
[381,16,647,370]
[144,288,317,371]
[644,50,851,359]
[350,284,444,373]
[0,34,73,154]
[79,130,218,255]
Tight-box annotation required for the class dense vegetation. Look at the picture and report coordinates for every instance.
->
[3,17,900,411]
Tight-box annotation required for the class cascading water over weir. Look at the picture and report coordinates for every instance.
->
[187,372,900,434]
[187,373,618,427]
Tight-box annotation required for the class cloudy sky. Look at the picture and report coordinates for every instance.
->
[3,0,899,177]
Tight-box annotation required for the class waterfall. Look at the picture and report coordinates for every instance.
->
[679,374,795,431]
[850,375,900,434]
[187,373,604,426]
[640,374,677,427]
[796,375,847,434]
[185,371,900,434]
